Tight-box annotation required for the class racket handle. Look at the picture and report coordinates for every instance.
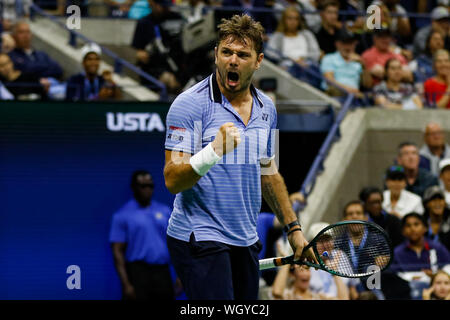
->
[259,255,294,270]
[259,258,277,270]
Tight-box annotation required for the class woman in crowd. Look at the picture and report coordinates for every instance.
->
[374,58,423,109]
[382,165,424,218]
[266,6,321,69]
[422,270,450,300]
[410,30,446,84]
[271,264,349,300]
[424,49,450,109]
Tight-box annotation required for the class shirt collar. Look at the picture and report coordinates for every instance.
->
[209,72,264,108]
[406,240,430,251]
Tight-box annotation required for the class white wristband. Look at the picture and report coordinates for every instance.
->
[189,143,222,176]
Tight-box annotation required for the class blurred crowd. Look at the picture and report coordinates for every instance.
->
[257,120,450,300]
[3,0,450,104]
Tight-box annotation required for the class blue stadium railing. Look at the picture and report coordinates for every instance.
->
[29,4,168,100]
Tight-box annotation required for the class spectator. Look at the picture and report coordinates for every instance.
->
[373,58,423,109]
[257,212,282,261]
[221,0,278,34]
[423,186,450,251]
[0,52,48,100]
[1,0,32,31]
[296,0,322,33]
[337,200,388,299]
[266,6,321,69]
[371,0,411,39]
[109,170,175,300]
[176,0,207,24]
[128,0,152,19]
[320,28,372,98]
[252,0,278,36]
[392,213,450,273]
[354,1,392,54]
[396,142,439,197]
[66,42,120,101]
[382,165,424,219]
[271,264,349,300]
[315,0,342,56]
[306,222,352,300]
[340,200,389,274]
[256,212,282,291]
[35,0,65,16]
[1,33,15,54]
[410,30,446,84]
[104,0,133,17]
[391,213,450,299]
[422,269,450,300]
[440,159,450,207]
[361,28,412,86]
[131,0,187,94]
[9,21,63,79]
[359,186,404,247]
[413,6,450,58]
[419,122,450,176]
[424,49,450,109]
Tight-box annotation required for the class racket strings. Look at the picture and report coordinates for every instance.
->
[316,223,391,277]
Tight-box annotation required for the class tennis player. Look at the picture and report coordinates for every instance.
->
[163,14,315,299]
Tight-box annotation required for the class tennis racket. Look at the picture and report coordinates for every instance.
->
[259,220,393,278]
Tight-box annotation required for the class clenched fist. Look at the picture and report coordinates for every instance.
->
[211,122,241,157]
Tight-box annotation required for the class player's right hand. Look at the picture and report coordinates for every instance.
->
[211,122,241,157]
[288,229,318,266]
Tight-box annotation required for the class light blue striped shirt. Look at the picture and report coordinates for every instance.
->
[165,73,277,246]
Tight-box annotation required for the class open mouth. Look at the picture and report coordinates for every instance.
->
[227,71,239,86]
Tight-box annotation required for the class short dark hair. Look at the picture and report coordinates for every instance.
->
[318,0,340,11]
[385,165,406,181]
[397,141,418,156]
[359,186,383,203]
[130,170,152,188]
[217,14,265,55]
[384,57,402,80]
[401,212,428,229]
[343,200,364,217]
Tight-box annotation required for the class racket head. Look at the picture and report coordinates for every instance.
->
[307,220,393,278]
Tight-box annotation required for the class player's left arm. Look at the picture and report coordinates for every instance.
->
[260,160,316,263]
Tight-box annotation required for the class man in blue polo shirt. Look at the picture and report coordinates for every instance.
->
[109,170,174,300]
[163,14,315,300]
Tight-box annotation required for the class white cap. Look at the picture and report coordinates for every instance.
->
[431,6,450,21]
[80,42,102,61]
[306,222,330,242]
[439,158,450,173]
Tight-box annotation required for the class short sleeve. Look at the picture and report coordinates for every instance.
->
[320,55,335,74]
[109,214,127,243]
[262,107,278,162]
[164,93,201,155]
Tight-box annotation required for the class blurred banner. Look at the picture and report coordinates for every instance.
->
[0,101,174,299]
